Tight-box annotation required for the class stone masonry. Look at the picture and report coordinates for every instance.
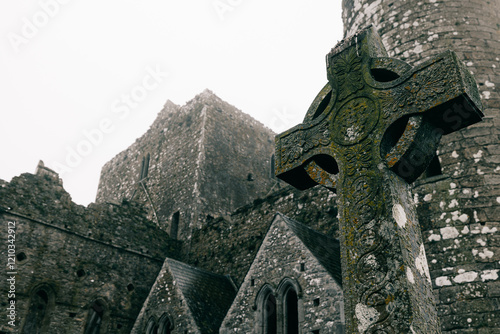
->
[0,169,181,333]
[132,258,236,334]
[220,214,344,333]
[96,90,275,242]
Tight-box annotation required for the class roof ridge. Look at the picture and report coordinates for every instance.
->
[277,213,342,287]
[166,257,231,280]
[165,257,237,333]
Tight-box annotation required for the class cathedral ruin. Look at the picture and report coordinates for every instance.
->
[1,0,499,333]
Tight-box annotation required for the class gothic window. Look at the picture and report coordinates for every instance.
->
[22,287,53,334]
[145,317,158,334]
[158,314,174,334]
[171,211,180,240]
[140,153,150,180]
[284,287,299,334]
[256,280,302,334]
[255,285,277,334]
[263,293,277,334]
[84,300,105,334]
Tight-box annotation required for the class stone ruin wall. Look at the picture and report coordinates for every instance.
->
[0,172,181,333]
[188,185,339,286]
[95,90,275,241]
[95,99,202,240]
[130,261,201,334]
[198,92,276,225]
[343,0,500,332]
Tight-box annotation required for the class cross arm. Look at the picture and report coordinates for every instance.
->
[275,121,337,190]
[380,51,483,134]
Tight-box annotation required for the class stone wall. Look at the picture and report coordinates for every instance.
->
[198,91,276,226]
[130,260,201,334]
[96,90,275,241]
[220,214,344,333]
[188,185,338,286]
[95,98,202,240]
[0,172,180,333]
[342,0,500,332]
[0,173,178,259]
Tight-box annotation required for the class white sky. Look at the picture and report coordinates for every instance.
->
[0,0,344,206]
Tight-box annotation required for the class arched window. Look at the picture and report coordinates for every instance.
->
[22,287,53,334]
[263,293,277,334]
[140,154,150,180]
[145,317,158,334]
[284,287,299,334]
[270,154,276,179]
[255,284,277,334]
[158,314,174,334]
[84,300,105,334]
[276,278,303,334]
[170,211,180,240]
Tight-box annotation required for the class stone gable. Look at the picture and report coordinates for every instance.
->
[221,213,344,333]
[132,258,236,334]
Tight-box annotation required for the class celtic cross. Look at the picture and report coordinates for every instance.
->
[275,26,483,333]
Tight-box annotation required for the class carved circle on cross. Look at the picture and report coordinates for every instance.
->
[332,97,379,146]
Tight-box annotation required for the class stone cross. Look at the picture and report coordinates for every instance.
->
[275,26,483,333]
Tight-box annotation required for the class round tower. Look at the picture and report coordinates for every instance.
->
[342,0,500,332]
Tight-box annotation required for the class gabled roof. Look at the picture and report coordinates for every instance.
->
[166,258,237,334]
[278,213,342,287]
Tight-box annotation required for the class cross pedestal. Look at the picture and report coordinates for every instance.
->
[275,26,483,333]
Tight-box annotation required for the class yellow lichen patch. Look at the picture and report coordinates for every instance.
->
[385,294,395,304]
[387,156,399,167]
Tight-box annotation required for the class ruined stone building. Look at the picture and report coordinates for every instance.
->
[1,0,498,333]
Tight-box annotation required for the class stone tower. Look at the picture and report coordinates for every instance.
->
[343,0,500,332]
[96,90,275,241]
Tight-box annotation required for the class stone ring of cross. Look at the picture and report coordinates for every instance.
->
[275,25,483,191]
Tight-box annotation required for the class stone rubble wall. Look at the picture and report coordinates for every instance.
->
[95,99,201,239]
[197,92,276,227]
[95,90,275,241]
[0,173,180,333]
[188,185,338,286]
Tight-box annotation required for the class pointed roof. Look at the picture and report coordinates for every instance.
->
[166,258,237,334]
[278,213,342,287]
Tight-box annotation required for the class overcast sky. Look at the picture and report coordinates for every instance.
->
[1,0,344,206]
